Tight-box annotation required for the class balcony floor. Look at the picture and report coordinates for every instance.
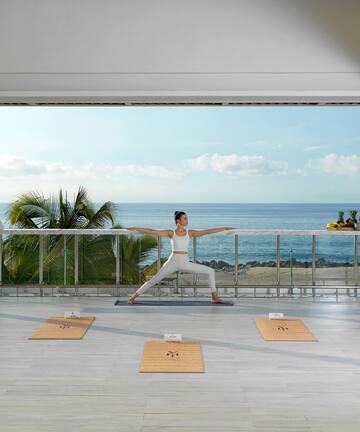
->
[1,296,360,432]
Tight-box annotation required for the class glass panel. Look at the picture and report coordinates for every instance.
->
[139,234,193,297]
[61,235,75,295]
[120,232,158,296]
[285,235,313,291]
[139,233,151,295]
[356,236,359,294]
[78,234,116,295]
[41,234,66,296]
[176,236,194,297]
[120,232,139,296]
[157,236,175,297]
[238,235,277,292]
[43,235,66,285]
[316,234,355,287]
[195,233,235,297]
[3,234,40,295]
[279,235,293,288]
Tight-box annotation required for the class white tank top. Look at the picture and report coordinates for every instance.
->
[170,228,190,252]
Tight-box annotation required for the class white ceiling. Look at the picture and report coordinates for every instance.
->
[1,0,360,104]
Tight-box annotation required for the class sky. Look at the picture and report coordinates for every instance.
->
[0,106,360,203]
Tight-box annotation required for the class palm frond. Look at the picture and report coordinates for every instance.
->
[86,201,114,228]
[3,186,157,286]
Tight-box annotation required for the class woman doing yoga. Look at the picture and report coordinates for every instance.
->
[126,211,234,304]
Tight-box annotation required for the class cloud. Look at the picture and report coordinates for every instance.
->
[316,153,360,175]
[0,152,287,202]
[0,154,70,176]
[0,153,288,184]
[184,153,288,176]
[112,164,184,180]
[303,145,330,152]
[0,154,186,201]
[0,154,183,181]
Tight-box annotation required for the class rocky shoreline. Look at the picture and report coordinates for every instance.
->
[198,258,355,271]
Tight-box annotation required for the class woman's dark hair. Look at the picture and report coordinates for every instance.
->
[174,210,186,223]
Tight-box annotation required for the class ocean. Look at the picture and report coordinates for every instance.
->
[1,202,359,265]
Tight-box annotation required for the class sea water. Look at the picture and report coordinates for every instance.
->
[1,202,359,265]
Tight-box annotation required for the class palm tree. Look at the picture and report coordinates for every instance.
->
[3,186,157,286]
[8,186,114,229]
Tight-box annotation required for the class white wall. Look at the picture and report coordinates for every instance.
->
[1,0,360,103]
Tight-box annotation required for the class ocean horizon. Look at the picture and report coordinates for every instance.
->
[1,202,360,265]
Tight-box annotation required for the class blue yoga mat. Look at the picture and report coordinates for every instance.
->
[114,299,234,306]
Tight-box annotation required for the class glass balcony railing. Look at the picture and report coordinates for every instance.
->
[0,228,359,297]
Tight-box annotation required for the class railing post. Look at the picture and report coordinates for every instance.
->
[157,236,161,271]
[193,236,197,296]
[234,234,238,297]
[276,234,280,297]
[0,233,3,293]
[115,235,120,296]
[312,234,316,297]
[265,234,271,296]
[63,235,67,287]
[39,235,44,296]
[288,247,294,295]
[155,236,161,296]
[354,234,358,297]
[74,235,79,295]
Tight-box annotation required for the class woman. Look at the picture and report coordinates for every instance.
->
[126,210,234,304]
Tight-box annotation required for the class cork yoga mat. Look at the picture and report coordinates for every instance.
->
[28,316,96,340]
[255,318,317,341]
[139,341,205,373]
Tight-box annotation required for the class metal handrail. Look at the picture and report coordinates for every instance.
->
[0,228,133,235]
[1,228,360,235]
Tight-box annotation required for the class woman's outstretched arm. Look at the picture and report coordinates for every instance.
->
[127,227,172,237]
[189,227,234,237]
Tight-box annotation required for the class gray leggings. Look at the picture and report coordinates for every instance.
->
[135,253,216,295]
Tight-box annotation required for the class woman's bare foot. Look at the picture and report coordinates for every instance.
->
[211,292,225,304]
[127,293,139,304]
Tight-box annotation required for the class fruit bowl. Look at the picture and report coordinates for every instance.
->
[326,222,355,231]
[326,210,358,231]
[326,226,354,231]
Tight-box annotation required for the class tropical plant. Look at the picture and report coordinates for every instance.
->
[3,186,157,285]
[7,186,113,229]
[337,210,345,224]
[350,210,358,223]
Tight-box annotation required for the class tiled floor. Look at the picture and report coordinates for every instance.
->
[1,296,360,431]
